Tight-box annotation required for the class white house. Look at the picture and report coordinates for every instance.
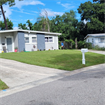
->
[85,33,105,48]
[0,30,61,53]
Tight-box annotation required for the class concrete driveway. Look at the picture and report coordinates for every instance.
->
[88,50,105,55]
[0,58,67,89]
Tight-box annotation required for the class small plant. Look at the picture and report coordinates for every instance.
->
[37,49,39,51]
[15,47,18,49]
[49,49,50,51]
[15,47,18,52]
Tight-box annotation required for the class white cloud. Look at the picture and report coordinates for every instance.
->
[41,9,64,17]
[57,2,75,10]
[57,2,61,4]
[14,0,45,9]
[12,9,36,15]
[0,5,13,21]
[0,0,45,21]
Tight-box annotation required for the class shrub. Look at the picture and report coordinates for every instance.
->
[78,41,92,49]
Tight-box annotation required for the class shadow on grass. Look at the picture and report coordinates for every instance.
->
[46,53,105,71]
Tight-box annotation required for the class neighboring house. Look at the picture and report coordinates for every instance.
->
[85,33,105,48]
[0,30,61,53]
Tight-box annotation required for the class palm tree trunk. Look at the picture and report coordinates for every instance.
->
[0,5,8,30]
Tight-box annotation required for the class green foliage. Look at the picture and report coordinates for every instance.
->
[50,10,79,41]
[0,18,13,30]
[0,0,23,6]
[93,0,105,3]
[78,1,105,34]
[78,41,92,49]
[93,45,105,51]
[18,23,28,30]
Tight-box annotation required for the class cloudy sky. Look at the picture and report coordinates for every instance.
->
[0,0,93,29]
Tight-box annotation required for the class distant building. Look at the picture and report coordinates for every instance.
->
[85,33,105,48]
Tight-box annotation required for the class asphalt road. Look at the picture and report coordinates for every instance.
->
[0,63,105,105]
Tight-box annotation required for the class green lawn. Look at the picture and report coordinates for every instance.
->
[0,80,8,90]
[0,50,105,71]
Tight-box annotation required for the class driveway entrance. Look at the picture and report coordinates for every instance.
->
[0,58,67,88]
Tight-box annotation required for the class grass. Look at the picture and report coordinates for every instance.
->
[0,79,8,90]
[0,50,105,71]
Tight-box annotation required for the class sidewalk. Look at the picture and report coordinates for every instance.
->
[88,50,105,55]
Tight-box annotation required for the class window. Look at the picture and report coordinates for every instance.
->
[99,38,105,43]
[45,37,53,42]
[49,37,53,42]
[25,37,29,43]
[32,37,37,43]
[45,37,48,42]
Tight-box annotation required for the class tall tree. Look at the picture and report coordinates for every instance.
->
[78,1,105,34]
[50,10,78,41]
[0,18,13,30]
[0,0,23,30]
[93,0,105,3]
[18,23,28,30]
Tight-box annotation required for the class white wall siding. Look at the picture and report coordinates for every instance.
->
[86,36,105,48]
[45,35,58,50]
[94,37,105,47]
[25,44,37,51]
[0,32,14,52]
[14,32,18,48]
[86,36,94,43]
[24,33,37,51]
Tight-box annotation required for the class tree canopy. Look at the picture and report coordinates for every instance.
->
[0,0,22,6]
[93,0,105,3]
[78,1,105,34]
[0,18,13,30]
[0,0,23,30]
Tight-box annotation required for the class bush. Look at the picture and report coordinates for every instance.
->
[78,41,92,49]
[93,45,105,51]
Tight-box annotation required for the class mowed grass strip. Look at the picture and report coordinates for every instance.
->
[0,79,8,90]
[0,50,104,71]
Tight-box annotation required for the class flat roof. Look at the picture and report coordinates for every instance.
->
[0,29,62,36]
[85,33,105,39]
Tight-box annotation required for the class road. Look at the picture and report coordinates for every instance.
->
[0,63,105,105]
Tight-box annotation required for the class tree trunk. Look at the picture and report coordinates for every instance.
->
[0,5,8,30]
[75,38,78,49]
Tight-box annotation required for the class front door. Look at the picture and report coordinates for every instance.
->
[6,38,12,52]
[0,36,2,53]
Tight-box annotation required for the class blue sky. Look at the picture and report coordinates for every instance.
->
[0,0,93,29]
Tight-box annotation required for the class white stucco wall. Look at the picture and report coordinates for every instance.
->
[86,36,105,47]
[24,33,37,51]
[0,32,15,52]
[14,32,18,48]
[86,36,94,43]
[45,35,58,50]
[94,37,105,47]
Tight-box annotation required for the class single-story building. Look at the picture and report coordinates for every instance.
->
[0,30,61,53]
[85,33,105,47]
